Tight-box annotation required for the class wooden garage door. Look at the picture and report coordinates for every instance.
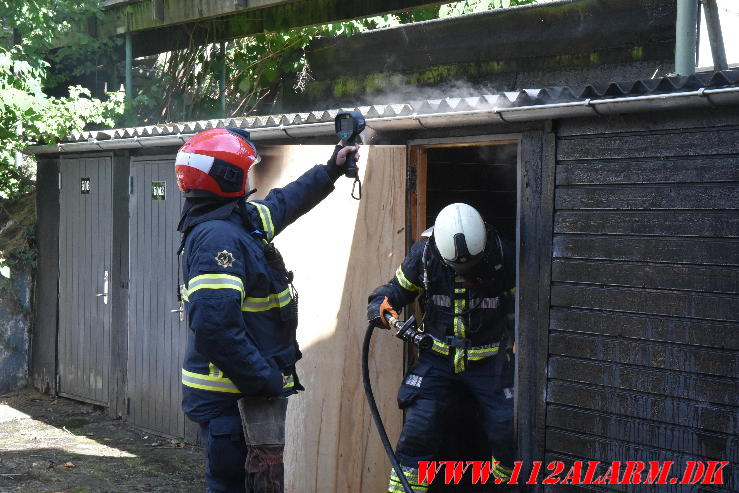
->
[58,155,113,405]
[127,157,187,437]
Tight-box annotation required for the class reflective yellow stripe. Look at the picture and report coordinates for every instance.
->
[491,457,513,481]
[389,467,428,492]
[242,287,291,312]
[431,339,449,356]
[186,274,244,300]
[248,202,274,241]
[182,368,241,394]
[454,348,466,373]
[395,267,422,292]
[503,287,516,296]
[283,374,294,389]
[453,298,466,338]
[467,345,500,360]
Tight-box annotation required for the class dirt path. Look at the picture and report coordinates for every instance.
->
[0,389,205,493]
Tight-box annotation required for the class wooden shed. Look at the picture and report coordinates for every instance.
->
[30,70,739,492]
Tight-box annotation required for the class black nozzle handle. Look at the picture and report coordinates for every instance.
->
[417,334,434,350]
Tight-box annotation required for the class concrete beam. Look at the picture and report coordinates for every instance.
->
[92,0,446,57]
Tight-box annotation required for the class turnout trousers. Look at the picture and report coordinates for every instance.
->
[389,354,515,492]
[200,411,247,493]
[238,397,288,493]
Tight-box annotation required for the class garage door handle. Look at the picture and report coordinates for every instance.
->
[96,270,109,304]
[171,301,184,321]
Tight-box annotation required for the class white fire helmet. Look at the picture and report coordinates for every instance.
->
[433,203,486,273]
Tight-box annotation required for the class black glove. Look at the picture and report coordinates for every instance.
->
[326,144,347,181]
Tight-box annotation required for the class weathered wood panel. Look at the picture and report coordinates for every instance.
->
[32,159,60,394]
[549,332,738,378]
[550,284,738,322]
[544,452,728,493]
[547,381,738,435]
[545,430,737,492]
[549,308,739,350]
[515,128,554,468]
[249,146,406,493]
[557,107,739,137]
[554,211,739,237]
[548,356,738,403]
[555,184,739,210]
[551,259,739,294]
[553,236,739,266]
[109,152,130,419]
[548,112,739,493]
[547,405,736,461]
[556,156,739,186]
[557,129,739,161]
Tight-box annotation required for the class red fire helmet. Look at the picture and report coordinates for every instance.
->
[175,127,261,198]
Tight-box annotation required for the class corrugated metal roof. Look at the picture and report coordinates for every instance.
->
[60,69,739,144]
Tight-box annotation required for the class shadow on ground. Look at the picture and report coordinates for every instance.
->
[0,388,204,493]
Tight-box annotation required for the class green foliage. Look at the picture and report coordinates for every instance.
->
[439,0,538,16]
[0,193,36,283]
[134,0,537,123]
[0,0,124,198]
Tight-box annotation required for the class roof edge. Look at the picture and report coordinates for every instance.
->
[28,87,739,155]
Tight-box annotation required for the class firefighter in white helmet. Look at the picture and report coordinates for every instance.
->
[368,203,516,492]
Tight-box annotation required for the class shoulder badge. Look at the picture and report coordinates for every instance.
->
[215,250,235,268]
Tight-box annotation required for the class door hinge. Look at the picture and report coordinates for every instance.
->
[406,166,417,192]
[126,397,131,416]
[129,176,134,194]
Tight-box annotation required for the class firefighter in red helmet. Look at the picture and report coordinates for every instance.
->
[176,127,357,493]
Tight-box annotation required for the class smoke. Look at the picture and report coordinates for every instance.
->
[348,73,508,107]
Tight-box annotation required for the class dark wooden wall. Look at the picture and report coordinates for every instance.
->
[546,108,739,492]
[32,158,60,394]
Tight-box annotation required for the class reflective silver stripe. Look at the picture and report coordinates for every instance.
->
[181,369,241,393]
[176,151,215,174]
[187,275,245,300]
[242,287,291,312]
[432,294,451,307]
[248,202,274,241]
[472,297,500,309]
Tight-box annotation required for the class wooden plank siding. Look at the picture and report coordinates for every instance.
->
[545,109,739,492]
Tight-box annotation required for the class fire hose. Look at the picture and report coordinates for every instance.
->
[362,314,433,493]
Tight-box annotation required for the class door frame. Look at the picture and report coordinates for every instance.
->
[407,128,554,470]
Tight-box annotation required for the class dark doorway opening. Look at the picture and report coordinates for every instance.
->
[426,144,518,243]
[410,140,519,492]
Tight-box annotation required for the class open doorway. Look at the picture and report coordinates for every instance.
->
[408,138,519,491]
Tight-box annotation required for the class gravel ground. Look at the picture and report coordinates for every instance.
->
[0,389,205,493]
